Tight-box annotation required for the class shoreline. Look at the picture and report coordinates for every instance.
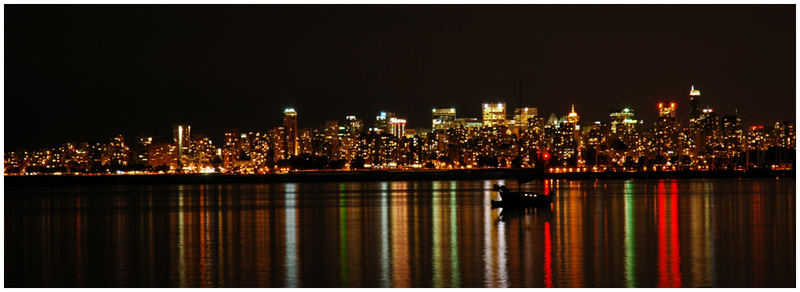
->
[4,169,795,187]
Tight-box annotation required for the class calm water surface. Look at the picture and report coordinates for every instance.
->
[5,178,795,287]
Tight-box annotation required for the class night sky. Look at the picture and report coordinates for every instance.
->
[5,5,795,150]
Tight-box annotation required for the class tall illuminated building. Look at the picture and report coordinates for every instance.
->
[105,134,129,166]
[284,108,298,157]
[609,108,638,134]
[609,108,643,157]
[694,107,720,153]
[774,121,796,149]
[130,136,152,166]
[514,107,538,129]
[689,85,701,122]
[373,111,396,133]
[172,124,191,171]
[345,115,363,133]
[298,128,313,155]
[720,113,745,153]
[432,107,456,130]
[654,102,680,158]
[270,126,287,162]
[567,104,579,125]
[390,117,407,138]
[482,102,506,127]
[659,101,677,119]
[565,104,582,155]
[222,125,240,171]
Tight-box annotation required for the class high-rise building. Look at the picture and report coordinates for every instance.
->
[609,108,638,134]
[130,136,152,166]
[323,121,340,159]
[482,102,506,127]
[689,85,701,122]
[390,117,407,138]
[567,104,580,125]
[298,128,314,155]
[222,125,240,171]
[455,118,482,129]
[373,112,396,133]
[345,115,363,133]
[774,121,796,149]
[270,126,287,162]
[172,124,191,171]
[148,142,177,169]
[514,107,538,129]
[284,108,298,157]
[720,113,744,153]
[609,108,643,157]
[659,102,677,119]
[695,107,720,151]
[105,134,129,166]
[654,102,680,158]
[432,107,457,130]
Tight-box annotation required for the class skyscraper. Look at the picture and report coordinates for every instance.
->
[390,117,407,138]
[514,107,538,129]
[654,102,680,157]
[609,108,637,134]
[345,115,363,133]
[373,111,396,133]
[482,102,506,127]
[566,104,580,125]
[658,102,677,119]
[432,107,456,130]
[222,125,240,171]
[696,107,719,150]
[689,85,701,122]
[172,124,191,171]
[284,108,298,157]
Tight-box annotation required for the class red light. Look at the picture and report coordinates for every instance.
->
[543,152,550,159]
[670,102,676,108]
[658,103,663,109]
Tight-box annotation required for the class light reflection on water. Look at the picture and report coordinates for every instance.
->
[5,178,795,287]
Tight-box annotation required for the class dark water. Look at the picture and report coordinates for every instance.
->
[5,178,795,287]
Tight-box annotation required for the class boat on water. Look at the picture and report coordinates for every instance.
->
[490,184,553,208]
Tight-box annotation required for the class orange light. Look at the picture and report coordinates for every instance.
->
[670,102,676,108]
[658,103,663,109]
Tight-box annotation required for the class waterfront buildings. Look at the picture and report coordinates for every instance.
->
[172,124,191,171]
[284,108,298,157]
[432,107,456,130]
[482,102,506,127]
[5,86,795,175]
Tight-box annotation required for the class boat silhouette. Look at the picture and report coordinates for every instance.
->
[490,183,554,209]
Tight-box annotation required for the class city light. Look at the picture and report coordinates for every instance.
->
[4,87,795,176]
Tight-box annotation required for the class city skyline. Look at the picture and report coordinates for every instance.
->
[3,84,791,151]
[5,5,795,150]
[4,4,795,289]
[5,82,795,176]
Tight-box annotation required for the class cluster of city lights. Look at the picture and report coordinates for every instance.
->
[4,86,795,175]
